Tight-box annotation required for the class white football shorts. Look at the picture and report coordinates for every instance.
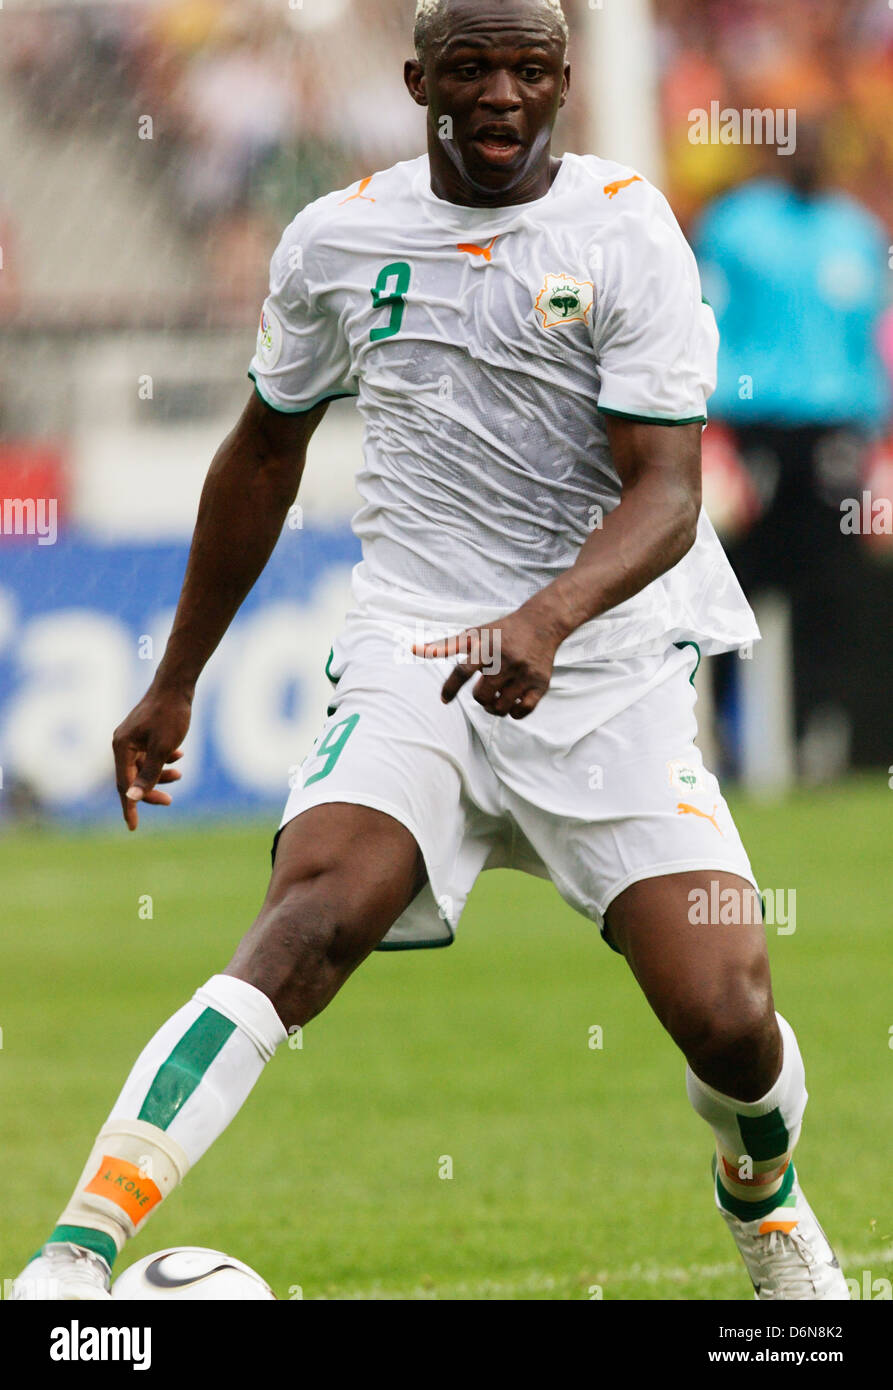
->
[277,620,758,951]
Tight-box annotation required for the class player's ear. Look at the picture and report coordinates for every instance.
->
[559,64,571,109]
[404,59,428,106]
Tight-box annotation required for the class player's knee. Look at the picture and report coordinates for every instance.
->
[669,958,776,1075]
[231,867,391,1027]
[270,869,383,968]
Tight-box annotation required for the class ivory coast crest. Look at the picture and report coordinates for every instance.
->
[534,272,594,331]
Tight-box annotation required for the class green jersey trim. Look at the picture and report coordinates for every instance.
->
[598,406,707,427]
[248,372,358,415]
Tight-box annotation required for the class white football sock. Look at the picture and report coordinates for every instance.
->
[52,975,286,1257]
[686,1012,807,1212]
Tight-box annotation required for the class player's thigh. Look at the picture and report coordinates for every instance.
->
[265,799,427,934]
[273,631,493,951]
[605,869,776,1047]
[226,802,426,1020]
[227,633,480,1002]
[504,647,774,1037]
[241,800,425,948]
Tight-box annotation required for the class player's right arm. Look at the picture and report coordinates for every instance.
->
[113,391,330,830]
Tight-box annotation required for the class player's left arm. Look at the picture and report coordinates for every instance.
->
[415,418,702,719]
[541,413,702,631]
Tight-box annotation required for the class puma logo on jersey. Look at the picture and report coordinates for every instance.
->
[457,235,499,262]
[340,176,376,205]
[534,272,594,330]
[676,802,724,836]
[603,174,642,200]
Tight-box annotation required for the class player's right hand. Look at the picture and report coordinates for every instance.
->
[112,689,191,831]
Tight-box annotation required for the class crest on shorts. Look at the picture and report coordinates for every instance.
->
[667,758,707,794]
[534,273,594,331]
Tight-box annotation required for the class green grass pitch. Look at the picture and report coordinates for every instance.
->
[2,778,891,1300]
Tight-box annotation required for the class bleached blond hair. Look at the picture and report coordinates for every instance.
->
[413,0,569,62]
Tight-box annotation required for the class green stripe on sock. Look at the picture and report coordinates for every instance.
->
[738,1106,789,1162]
[716,1160,796,1222]
[138,1007,236,1130]
[46,1224,118,1270]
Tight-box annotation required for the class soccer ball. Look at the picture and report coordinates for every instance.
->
[111,1247,276,1301]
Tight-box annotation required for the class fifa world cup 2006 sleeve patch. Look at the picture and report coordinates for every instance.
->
[256,306,284,370]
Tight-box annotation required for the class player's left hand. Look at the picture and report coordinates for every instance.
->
[413,607,564,719]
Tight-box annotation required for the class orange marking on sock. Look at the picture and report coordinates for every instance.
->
[84,1156,162,1227]
[457,235,499,262]
[603,174,642,199]
[722,1156,791,1187]
[759,1219,799,1235]
[340,176,376,205]
[676,801,723,835]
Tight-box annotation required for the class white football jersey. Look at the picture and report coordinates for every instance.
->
[249,152,758,660]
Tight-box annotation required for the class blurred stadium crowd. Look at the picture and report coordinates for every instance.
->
[1,0,891,318]
[657,0,893,232]
[1,0,441,318]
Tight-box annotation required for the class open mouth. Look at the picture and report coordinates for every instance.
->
[471,127,523,165]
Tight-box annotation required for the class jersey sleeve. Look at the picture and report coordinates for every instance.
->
[248,215,356,414]
[591,189,718,425]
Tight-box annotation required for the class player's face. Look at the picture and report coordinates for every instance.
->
[406,0,570,204]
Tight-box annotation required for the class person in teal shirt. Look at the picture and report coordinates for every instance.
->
[693,121,892,779]
[696,131,890,430]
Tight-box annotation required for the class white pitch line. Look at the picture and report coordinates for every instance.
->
[320,1247,893,1300]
